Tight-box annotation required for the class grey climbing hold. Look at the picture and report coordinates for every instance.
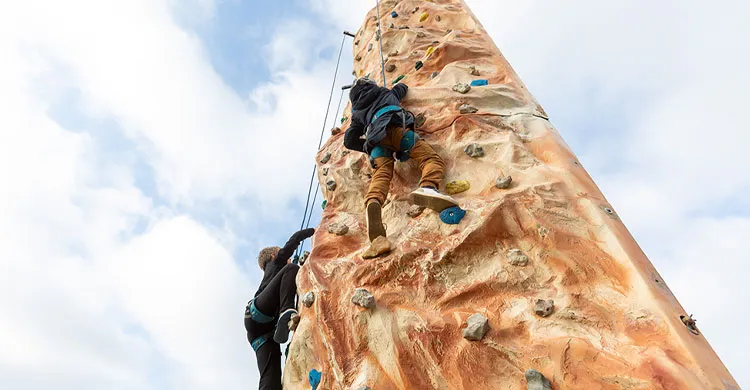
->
[412,6,419,13]
[496,176,513,189]
[351,288,376,309]
[331,127,341,135]
[342,150,350,156]
[415,113,426,128]
[470,66,480,76]
[328,222,348,236]
[355,40,360,46]
[416,31,426,38]
[534,299,554,317]
[459,104,478,114]
[386,64,396,72]
[326,179,337,191]
[507,249,529,266]
[302,292,315,307]
[430,71,440,79]
[407,205,425,218]
[464,143,484,158]
[322,167,329,176]
[320,152,332,164]
[398,26,409,30]
[368,43,373,51]
[462,313,490,341]
[453,83,471,94]
[389,50,399,56]
[389,23,395,29]
[375,33,380,42]
[435,15,442,22]
[525,369,552,390]
[355,55,362,61]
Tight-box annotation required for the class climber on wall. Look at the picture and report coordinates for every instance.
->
[343,77,458,242]
[244,227,315,390]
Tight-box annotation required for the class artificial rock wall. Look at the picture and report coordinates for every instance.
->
[284,0,739,388]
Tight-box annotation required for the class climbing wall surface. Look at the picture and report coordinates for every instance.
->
[285,0,740,389]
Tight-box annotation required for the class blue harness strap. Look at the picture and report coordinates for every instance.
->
[251,332,273,352]
[245,299,276,324]
[368,130,420,167]
[372,105,403,123]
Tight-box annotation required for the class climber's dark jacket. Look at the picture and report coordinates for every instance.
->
[254,228,315,299]
[343,80,414,154]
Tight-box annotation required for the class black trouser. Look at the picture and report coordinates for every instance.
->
[245,264,299,390]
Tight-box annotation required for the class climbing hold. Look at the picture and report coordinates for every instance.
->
[320,152,332,164]
[431,40,439,45]
[389,50,399,56]
[300,250,310,265]
[430,71,440,79]
[415,60,424,70]
[507,249,529,266]
[355,55,362,61]
[340,115,347,124]
[469,66,480,76]
[309,369,322,390]
[681,314,700,335]
[322,167,329,176]
[407,205,425,218]
[326,179,337,191]
[375,32,380,42]
[453,83,471,94]
[525,369,552,390]
[288,313,300,331]
[416,31,426,38]
[463,313,489,341]
[342,150,350,157]
[446,180,470,194]
[363,236,392,259]
[534,299,554,317]
[414,112,426,128]
[368,43,373,51]
[495,176,513,189]
[386,64,396,72]
[412,6,419,13]
[391,11,398,18]
[440,206,466,225]
[355,40,360,46]
[302,292,315,307]
[327,222,348,236]
[459,104,478,114]
[464,143,484,158]
[392,75,405,84]
[435,15,442,22]
[389,23,395,29]
[331,127,341,135]
[425,46,435,56]
[470,79,489,86]
[419,12,429,22]
[321,200,327,209]
[398,26,409,30]
[351,288,376,308]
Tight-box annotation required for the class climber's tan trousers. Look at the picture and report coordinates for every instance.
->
[365,125,445,206]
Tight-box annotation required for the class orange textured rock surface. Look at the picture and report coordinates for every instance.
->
[284,0,740,389]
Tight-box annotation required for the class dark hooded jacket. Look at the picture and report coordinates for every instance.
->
[343,81,414,154]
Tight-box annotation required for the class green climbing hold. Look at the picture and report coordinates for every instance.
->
[340,116,347,124]
[322,200,327,209]
[415,61,424,71]
[392,75,405,84]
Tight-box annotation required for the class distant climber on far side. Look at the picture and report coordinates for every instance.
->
[343,77,458,243]
[244,228,315,390]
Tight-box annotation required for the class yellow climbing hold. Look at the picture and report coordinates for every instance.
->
[420,13,429,22]
[446,180,471,195]
[425,46,435,57]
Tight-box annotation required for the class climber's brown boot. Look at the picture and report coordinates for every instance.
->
[366,201,386,242]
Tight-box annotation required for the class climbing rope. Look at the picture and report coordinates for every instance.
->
[296,31,353,257]
[374,0,387,86]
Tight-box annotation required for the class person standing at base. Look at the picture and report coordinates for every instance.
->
[343,78,458,242]
[244,228,315,390]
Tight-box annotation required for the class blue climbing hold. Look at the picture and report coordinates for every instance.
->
[440,206,466,225]
[470,79,488,86]
[391,11,398,18]
[309,369,322,390]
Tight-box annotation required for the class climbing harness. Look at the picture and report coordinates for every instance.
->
[250,332,274,352]
[374,0,387,86]
[245,299,275,323]
[296,31,354,258]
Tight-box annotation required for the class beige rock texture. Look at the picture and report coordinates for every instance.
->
[284,0,740,389]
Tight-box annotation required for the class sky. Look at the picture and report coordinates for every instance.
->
[0,0,748,388]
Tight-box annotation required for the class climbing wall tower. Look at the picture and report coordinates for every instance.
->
[285,0,740,388]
